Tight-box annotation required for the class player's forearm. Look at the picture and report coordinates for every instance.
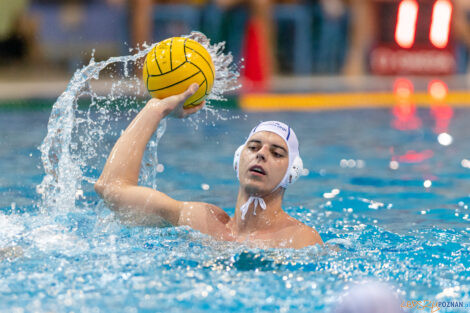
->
[97,99,167,187]
[95,84,200,196]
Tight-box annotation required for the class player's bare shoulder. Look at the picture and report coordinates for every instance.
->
[266,216,322,249]
[280,217,323,249]
[178,201,231,237]
[293,224,323,248]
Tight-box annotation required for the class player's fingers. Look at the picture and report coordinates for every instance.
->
[161,83,198,111]
[183,101,205,116]
[180,83,199,101]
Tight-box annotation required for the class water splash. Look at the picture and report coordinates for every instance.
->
[37,32,240,213]
[186,32,241,101]
[184,32,243,129]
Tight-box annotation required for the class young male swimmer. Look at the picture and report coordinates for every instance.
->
[95,84,323,249]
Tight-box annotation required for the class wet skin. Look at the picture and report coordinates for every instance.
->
[95,84,323,249]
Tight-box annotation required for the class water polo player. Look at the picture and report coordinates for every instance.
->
[95,84,323,248]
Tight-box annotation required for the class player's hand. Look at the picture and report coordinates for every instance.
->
[149,83,205,119]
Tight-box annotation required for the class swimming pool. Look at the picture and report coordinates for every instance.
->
[1,102,469,312]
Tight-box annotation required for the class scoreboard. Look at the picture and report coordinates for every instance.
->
[370,0,455,75]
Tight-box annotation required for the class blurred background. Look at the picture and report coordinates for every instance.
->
[0,0,469,102]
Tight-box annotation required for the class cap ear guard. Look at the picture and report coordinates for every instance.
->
[233,145,244,179]
[277,155,303,189]
[285,156,303,186]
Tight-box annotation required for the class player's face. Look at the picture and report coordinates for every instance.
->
[238,131,289,195]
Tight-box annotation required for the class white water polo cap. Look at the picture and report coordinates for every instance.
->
[233,121,303,190]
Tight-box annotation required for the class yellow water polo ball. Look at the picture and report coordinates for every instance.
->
[143,37,215,108]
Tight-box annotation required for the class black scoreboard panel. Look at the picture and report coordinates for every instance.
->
[370,0,456,75]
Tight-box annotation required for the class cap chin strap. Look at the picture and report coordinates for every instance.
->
[239,196,267,220]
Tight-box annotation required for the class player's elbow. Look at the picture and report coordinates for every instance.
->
[94,179,107,197]
[93,180,123,214]
[94,177,121,196]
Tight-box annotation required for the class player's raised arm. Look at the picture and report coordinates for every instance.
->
[94,84,204,226]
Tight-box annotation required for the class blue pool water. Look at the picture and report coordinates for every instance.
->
[0,105,469,312]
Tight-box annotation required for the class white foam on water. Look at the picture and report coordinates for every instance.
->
[29,224,89,256]
[0,213,25,247]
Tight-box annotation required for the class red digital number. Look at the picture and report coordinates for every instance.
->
[395,0,452,49]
